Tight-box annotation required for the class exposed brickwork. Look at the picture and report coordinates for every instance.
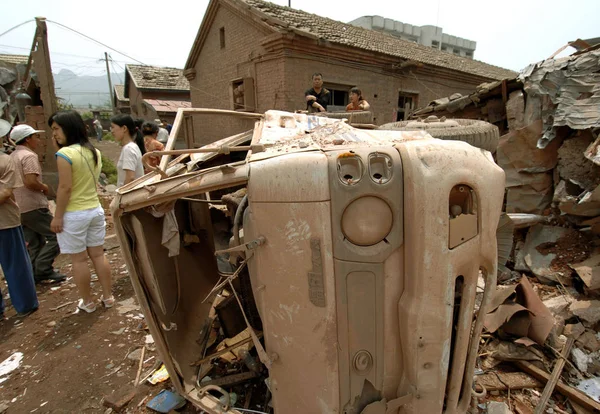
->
[189,1,504,145]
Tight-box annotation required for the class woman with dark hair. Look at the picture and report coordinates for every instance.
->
[48,110,113,313]
[141,121,164,171]
[346,87,371,111]
[110,114,144,187]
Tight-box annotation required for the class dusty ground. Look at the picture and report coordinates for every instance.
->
[0,140,198,413]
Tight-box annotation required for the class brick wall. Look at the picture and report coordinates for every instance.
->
[190,5,272,146]
[189,6,494,145]
[283,57,486,125]
[25,105,58,195]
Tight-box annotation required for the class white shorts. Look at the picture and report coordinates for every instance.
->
[57,205,106,254]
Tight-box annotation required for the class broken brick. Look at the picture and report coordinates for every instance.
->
[102,387,137,412]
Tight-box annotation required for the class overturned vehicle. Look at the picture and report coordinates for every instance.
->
[111,109,505,414]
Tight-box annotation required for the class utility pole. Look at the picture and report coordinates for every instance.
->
[104,52,116,114]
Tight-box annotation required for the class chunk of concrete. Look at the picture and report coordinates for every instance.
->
[569,300,600,326]
[570,251,600,291]
[563,322,586,340]
[557,133,600,192]
[487,401,513,414]
[571,347,591,373]
[542,295,573,318]
[577,331,600,353]
[522,225,572,284]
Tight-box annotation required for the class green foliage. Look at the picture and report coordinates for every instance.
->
[81,112,94,120]
[102,132,115,142]
[101,154,117,185]
[57,101,74,111]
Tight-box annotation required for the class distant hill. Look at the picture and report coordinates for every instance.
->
[54,69,125,108]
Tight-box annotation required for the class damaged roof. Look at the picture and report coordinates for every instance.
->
[520,49,600,148]
[113,84,129,103]
[125,64,190,93]
[241,0,516,80]
[144,98,191,113]
[0,54,28,65]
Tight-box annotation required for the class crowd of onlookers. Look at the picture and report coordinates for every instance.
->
[0,111,168,319]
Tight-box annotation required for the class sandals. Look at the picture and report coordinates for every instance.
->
[101,295,115,308]
[77,299,97,313]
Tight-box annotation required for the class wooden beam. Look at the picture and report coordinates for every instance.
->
[515,360,600,412]
[534,338,575,414]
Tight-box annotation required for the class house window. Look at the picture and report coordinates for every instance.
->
[322,83,351,111]
[219,27,225,49]
[231,77,255,112]
[453,48,460,54]
[431,40,439,48]
[397,92,418,121]
[466,51,473,58]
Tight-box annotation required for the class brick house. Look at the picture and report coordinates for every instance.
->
[124,64,191,124]
[113,84,130,114]
[183,0,517,146]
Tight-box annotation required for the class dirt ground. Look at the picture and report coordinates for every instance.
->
[0,140,199,414]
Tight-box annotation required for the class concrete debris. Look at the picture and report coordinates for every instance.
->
[577,331,600,353]
[127,348,144,361]
[521,225,572,284]
[557,133,600,192]
[563,323,586,340]
[570,251,600,290]
[542,296,573,319]
[569,300,600,326]
[571,348,592,373]
[487,401,513,414]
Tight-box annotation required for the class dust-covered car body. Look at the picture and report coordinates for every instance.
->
[111,109,505,414]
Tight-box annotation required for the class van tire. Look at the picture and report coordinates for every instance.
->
[379,119,500,153]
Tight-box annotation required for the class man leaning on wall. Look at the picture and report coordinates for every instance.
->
[305,72,330,113]
[10,125,66,284]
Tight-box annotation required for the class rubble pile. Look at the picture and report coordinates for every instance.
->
[474,48,600,413]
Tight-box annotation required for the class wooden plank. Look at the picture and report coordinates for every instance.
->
[477,371,543,391]
[535,338,575,414]
[515,360,600,412]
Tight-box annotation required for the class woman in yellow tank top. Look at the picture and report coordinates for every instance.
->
[49,110,113,313]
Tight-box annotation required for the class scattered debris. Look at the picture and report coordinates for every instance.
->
[146,390,186,413]
[148,364,169,385]
[0,352,23,384]
[102,386,137,412]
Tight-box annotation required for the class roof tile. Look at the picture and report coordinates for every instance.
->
[243,0,517,80]
[126,64,190,91]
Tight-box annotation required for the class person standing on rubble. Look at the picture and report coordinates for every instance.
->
[10,125,66,284]
[305,73,330,113]
[0,119,39,319]
[49,110,113,313]
[110,115,145,187]
[93,117,103,142]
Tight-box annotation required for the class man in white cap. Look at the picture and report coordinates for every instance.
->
[10,124,65,284]
[154,119,169,145]
[0,120,39,318]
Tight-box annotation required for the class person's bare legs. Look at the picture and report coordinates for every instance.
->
[71,251,93,304]
[87,245,112,300]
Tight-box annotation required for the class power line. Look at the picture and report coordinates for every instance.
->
[0,44,131,63]
[46,20,146,65]
[0,20,35,39]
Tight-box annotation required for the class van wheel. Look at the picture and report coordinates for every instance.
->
[379,116,500,153]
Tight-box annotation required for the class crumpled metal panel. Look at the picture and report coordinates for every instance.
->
[518,50,600,149]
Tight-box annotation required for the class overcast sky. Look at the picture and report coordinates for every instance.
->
[0,0,597,83]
